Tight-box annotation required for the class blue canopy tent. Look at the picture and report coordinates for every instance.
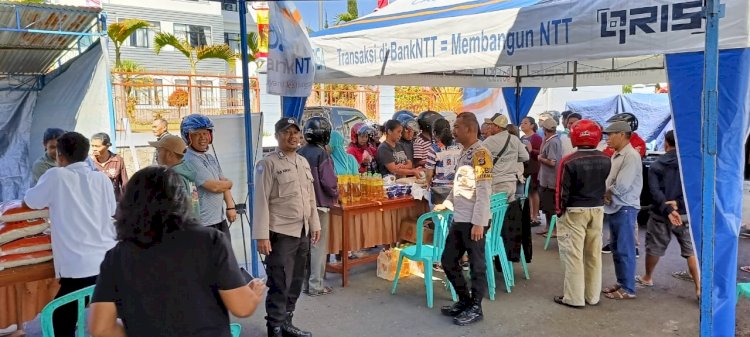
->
[300,0,750,335]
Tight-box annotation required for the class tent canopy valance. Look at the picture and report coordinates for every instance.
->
[309,0,750,88]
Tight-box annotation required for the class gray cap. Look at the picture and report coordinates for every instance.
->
[603,121,632,134]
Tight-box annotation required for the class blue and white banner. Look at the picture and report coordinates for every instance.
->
[267,1,315,97]
[310,0,750,82]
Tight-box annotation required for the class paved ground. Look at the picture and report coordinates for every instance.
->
[231,183,750,336]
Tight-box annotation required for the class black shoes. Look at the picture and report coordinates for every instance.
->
[440,301,470,317]
[282,312,312,337]
[268,327,283,337]
[453,304,483,326]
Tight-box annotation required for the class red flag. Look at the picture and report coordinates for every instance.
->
[376,0,388,11]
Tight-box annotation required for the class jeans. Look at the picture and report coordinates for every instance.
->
[306,210,329,292]
[605,206,638,294]
[441,222,487,303]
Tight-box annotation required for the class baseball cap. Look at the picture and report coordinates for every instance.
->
[484,113,509,128]
[540,118,558,131]
[148,134,186,155]
[603,121,632,134]
[275,117,301,133]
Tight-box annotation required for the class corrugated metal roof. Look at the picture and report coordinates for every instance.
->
[0,2,102,75]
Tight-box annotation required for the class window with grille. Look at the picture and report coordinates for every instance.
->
[174,24,212,47]
[123,20,160,48]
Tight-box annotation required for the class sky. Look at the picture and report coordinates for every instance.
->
[294,0,379,31]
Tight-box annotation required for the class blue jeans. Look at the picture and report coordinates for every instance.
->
[605,207,638,294]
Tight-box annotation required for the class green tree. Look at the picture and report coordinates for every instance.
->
[153,32,236,75]
[113,60,152,120]
[107,19,151,68]
[335,0,359,24]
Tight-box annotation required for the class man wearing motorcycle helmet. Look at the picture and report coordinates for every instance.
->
[553,120,612,308]
[395,114,419,163]
[414,111,443,167]
[347,122,378,173]
[180,114,235,239]
[603,113,646,158]
[298,117,339,298]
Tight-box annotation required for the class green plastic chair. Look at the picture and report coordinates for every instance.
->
[391,210,456,308]
[230,323,242,337]
[544,215,558,251]
[486,193,513,299]
[41,285,95,337]
[737,283,750,305]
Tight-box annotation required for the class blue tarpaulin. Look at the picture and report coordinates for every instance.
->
[502,87,541,124]
[565,94,671,144]
[666,49,750,337]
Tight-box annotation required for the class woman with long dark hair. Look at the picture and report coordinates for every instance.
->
[520,117,544,226]
[89,166,265,337]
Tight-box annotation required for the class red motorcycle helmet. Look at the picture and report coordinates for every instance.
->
[570,119,602,148]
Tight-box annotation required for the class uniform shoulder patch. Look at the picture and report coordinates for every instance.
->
[473,148,493,181]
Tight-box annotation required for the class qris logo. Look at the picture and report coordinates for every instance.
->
[597,1,714,44]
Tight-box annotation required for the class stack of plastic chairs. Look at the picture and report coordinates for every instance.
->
[391,210,457,308]
[486,193,512,299]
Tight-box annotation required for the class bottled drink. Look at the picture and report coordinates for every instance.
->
[350,174,361,204]
[376,174,386,200]
[338,175,350,205]
[365,173,374,199]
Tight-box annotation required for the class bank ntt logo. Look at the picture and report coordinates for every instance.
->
[597,1,715,44]
[314,47,326,71]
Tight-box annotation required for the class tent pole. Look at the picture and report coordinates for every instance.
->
[515,66,521,123]
[100,12,117,148]
[238,0,259,277]
[700,0,720,335]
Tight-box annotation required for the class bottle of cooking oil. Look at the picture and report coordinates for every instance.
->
[350,174,361,204]
[338,175,350,205]
[375,174,386,200]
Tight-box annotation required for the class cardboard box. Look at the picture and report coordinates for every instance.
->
[398,219,434,244]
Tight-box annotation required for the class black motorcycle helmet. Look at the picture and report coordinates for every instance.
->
[417,110,442,134]
[303,116,332,146]
[607,112,639,132]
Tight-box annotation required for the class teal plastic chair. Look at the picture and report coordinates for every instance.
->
[41,285,95,337]
[486,193,513,299]
[230,323,242,337]
[737,283,750,305]
[391,210,456,308]
[544,215,558,251]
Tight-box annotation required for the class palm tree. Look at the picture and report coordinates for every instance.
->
[153,32,236,113]
[246,32,265,69]
[107,19,151,68]
[153,32,236,74]
[335,0,359,24]
[113,60,152,120]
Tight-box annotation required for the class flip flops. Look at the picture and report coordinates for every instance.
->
[740,266,750,273]
[306,286,334,297]
[635,275,654,288]
[602,284,621,294]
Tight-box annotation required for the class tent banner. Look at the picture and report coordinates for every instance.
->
[310,0,750,79]
[267,1,315,97]
[463,88,505,122]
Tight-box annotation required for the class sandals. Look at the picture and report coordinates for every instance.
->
[604,289,637,300]
[672,270,694,282]
[306,286,333,297]
[740,266,750,273]
[635,275,654,288]
[602,284,621,294]
[553,296,584,309]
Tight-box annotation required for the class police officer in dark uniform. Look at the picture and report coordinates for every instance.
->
[254,118,321,337]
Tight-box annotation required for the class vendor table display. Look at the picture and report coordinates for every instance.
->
[326,197,427,287]
[0,202,57,332]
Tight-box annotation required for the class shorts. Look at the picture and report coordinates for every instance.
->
[645,215,694,258]
[538,186,556,215]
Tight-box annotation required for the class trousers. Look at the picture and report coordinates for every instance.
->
[265,228,310,328]
[209,220,231,244]
[306,210,329,292]
[53,275,97,337]
[441,222,487,303]
[557,207,604,306]
[606,207,638,294]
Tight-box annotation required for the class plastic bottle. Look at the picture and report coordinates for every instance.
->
[338,175,350,205]
[376,174,386,200]
[350,174,361,204]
